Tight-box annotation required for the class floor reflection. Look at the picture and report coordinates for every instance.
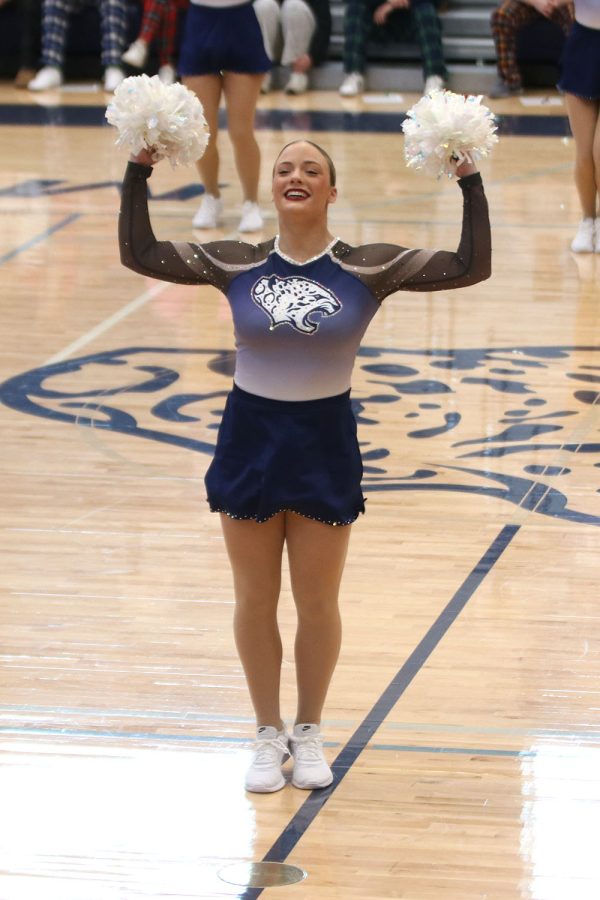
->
[521,744,600,899]
[0,740,254,899]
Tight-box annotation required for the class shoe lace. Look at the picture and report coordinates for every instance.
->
[292,734,324,763]
[253,735,289,765]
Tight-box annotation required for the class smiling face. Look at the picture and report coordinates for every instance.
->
[272,141,338,220]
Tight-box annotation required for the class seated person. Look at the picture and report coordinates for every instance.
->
[28,0,127,92]
[122,0,189,85]
[339,0,448,97]
[489,0,573,98]
[253,0,331,94]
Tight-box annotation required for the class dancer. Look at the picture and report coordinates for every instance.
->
[558,0,600,252]
[178,0,270,232]
[119,139,491,792]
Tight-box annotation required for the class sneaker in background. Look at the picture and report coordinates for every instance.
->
[158,64,176,85]
[424,74,445,94]
[122,38,148,69]
[571,218,595,253]
[238,201,263,233]
[104,66,125,92]
[28,66,63,91]
[285,72,308,95]
[192,194,223,229]
[339,73,364,97]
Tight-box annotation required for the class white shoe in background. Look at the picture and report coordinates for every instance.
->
[238,201,263,233]
[28,66,63,91]
[595,219,600,253]
[570,218,595,253]
[339,73,364,97]
[104,66,125,92]
[424,74,445,94]
[158,64,176,85]
[121,38,148,69]
[192,194,223,229]
[285,72,308,95]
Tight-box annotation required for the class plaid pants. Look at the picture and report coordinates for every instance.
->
[491,0,573,88]
[139,0,183,66]
[343,0,447,79]
[41,0,128,68]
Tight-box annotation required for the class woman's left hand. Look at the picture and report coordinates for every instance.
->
[130,148,156,166]
[452,157,478,178]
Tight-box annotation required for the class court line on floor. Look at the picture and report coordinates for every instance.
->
[43,281,169,365]
[0,726,543,759]
[237,522,520,900]
[0,212,80,266]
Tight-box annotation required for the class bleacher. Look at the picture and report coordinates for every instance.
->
[308,0,566,94]
[0,0,567,94]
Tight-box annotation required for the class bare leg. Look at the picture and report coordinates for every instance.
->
[222,71,264,203]
[285,513,351,725]
[183,74,223,197]
[565,93,600,219]
[220,513,286,728]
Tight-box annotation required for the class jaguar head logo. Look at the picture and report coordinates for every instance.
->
[251,275,341,334]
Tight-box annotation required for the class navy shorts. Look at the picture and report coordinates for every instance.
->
[558,21,600,100]
[178,3,271,77]
[205,384,365,526]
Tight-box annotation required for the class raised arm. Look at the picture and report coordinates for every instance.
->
[338,168,491,301]
[119,158,268,288]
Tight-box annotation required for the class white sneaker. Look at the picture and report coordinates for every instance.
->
[571,218,595,253]
[245,725,290,793]
[595,218,600,253]
[285,71,308,95]
[260,71,272,94]
[290,723,333,790]
[158,64,176,85]
[238,201,263,233]
[424,74,445,94]
[122,38,148,69]
[192,194,223,229]
[28,66,63,91]
[104,66,125,92]
[339,73,364,97]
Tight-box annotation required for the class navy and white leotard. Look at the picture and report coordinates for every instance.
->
[119,162,491,401]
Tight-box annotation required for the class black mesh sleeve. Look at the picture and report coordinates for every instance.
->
[333,173,491,302]
[118,162,272,291]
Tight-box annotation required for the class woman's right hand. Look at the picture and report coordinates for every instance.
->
[130,148,156,166]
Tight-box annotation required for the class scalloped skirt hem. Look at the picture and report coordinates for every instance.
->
[208,505,364,527]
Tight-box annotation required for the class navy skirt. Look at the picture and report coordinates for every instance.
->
[558,21,600,100]
[205,384,365,525]
[178,3,271,77]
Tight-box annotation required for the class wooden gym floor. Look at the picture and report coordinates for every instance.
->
[0,80,599,899]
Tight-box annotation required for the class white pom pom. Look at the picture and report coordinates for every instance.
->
[401,89,498,178]
[105,74,209,167]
